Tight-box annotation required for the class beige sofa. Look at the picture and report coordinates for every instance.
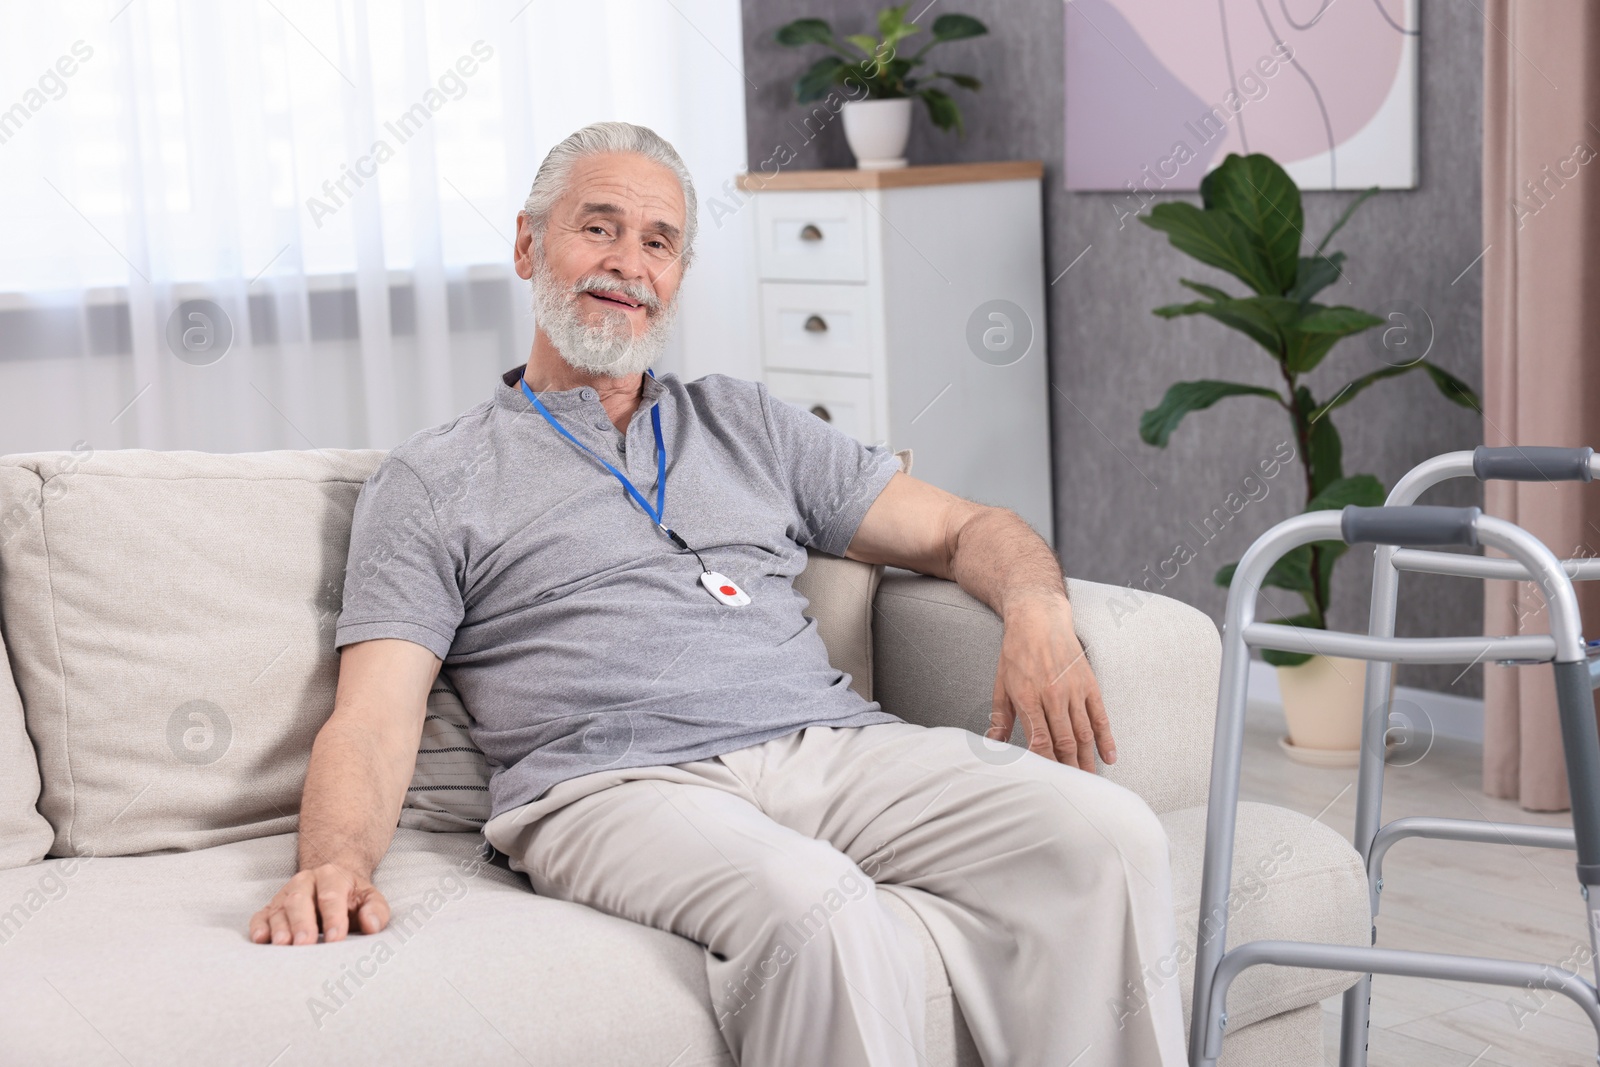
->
[0,448,1370,1066]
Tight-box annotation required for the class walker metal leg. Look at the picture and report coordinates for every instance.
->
[1338,542,1402,1067]
[1553,658,1600,993]
[1187,618,1255,1065]
[1337,976,1374,1067]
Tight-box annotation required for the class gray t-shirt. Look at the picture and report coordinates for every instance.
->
[335,366,903,819]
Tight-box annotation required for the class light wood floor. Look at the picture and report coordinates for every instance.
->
[1237,698,1594,1066]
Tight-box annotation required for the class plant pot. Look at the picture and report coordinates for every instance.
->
[1275,654,1397,767]
[842,98,913,170]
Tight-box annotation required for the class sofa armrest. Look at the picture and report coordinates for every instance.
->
[871,570,1221,814]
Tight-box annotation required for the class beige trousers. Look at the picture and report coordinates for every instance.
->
[482,721,1187,1067]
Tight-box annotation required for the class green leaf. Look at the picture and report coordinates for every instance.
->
[931,70,981,90]
[930,13,988,41]
[776,18,836,47]
[1422,362,1481,410]
[1216,554,1327,659]
[1216,547,1314,594]
[1304,388,1343,497]
[877,3,910,38]
[1139,380,1285,448]
[1315,186,1379,253]
[1283,304,1384,373]
[794,56,849,102]
[1199,153,1303,295]
[1297,305,1386,334]
[1142,202,1280,295]
[1153,298,1281,355]
[1246,295,1304,344]
[918,86,962,134]
[1312,541,1347,604]
[844,33,880,55]
[878,57,914,87]
[1287,251,1345,303]
[1299,475,1383,607]
[1154,290,1299,359]
[1309,364,1417,422]
[1282,331,1345,375]
[1268,548,1315,594]
[1307,357,1484,424]
[883,25,921,52]
[1306,474,1385,511]
[1151,300,1202,319]
[1177,279,1234,302]
[877,3,921,51]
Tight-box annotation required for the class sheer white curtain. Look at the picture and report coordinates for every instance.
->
[0,0,754,454]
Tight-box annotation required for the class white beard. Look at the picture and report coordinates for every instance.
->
[530,251,678,378]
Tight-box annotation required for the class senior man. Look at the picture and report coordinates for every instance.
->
[249,121,1186,1066]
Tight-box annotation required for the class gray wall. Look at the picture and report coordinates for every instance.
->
[740,1,1484,694]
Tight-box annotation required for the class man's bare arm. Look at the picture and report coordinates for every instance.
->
[842,472,1065,608]
[249,638,440,945]
[844,472,1114,771]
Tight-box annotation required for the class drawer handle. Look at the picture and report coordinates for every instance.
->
[809,404,832,423]
[803,314,828,333]
[798,223,823,242]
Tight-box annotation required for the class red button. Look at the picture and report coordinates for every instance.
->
[719,585,736,596]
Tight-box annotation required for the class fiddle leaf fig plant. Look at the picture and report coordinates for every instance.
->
[1138,153,1480,666]
[775,3,988,135]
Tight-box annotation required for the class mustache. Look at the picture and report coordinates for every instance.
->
[570,273,661,311]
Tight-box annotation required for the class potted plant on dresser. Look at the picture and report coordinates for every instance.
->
[1138,153,1480,765]
[774,3,987,169]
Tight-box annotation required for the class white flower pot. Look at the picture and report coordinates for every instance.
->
[842,98,913,170]
[1275,654,1396,767]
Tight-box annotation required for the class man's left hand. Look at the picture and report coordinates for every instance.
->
[987,594,1116,772]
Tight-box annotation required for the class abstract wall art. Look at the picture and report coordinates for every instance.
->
[1064,0,1418,193]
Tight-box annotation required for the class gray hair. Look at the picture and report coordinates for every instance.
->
[521,121,697,271]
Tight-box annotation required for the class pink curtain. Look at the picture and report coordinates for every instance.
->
[1482,1,1600,810]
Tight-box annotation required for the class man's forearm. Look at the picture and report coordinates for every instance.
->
[295,716,409,879]
[946,505,1068,618]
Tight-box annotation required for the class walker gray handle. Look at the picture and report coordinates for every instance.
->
[1340,505,1481,547]
[1473,446,1594,482]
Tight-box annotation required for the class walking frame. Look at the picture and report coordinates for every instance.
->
[1189,446,1600,1067]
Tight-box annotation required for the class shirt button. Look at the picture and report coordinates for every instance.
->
[594,419,611,431]
[579,388,596,400]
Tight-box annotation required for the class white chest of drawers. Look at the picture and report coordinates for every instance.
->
[736,161,1056,545]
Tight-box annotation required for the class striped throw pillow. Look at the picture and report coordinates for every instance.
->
[398,675,491,831]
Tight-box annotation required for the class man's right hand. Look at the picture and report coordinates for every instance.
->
[249,863,391,946]
[247,639,439,947]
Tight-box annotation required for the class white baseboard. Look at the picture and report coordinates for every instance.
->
[1246,659,1484,744]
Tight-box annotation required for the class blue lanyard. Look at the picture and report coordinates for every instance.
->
[519,371,669,530]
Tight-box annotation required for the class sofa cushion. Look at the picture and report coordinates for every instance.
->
[0,599,53,870]
[0,449,385,857]
[1216,1002,1321,1067]
[871,572,1223,815]
[790,447,909,706]
[0,828,976,1067]
[1163,801,1371,1033]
